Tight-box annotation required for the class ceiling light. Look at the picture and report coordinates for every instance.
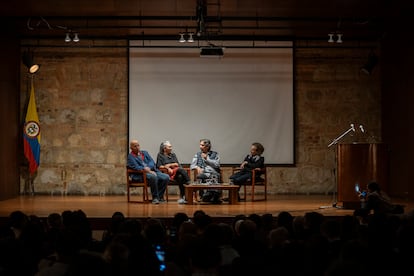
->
[179,33,186,43]
[187,33,194,43]
[73,33,80,42]
[336,33,343,43]
[65,33,71,42]
[328,34,334,43]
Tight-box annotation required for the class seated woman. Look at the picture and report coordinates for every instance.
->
[229,142,265,200]
[156,141,191,204]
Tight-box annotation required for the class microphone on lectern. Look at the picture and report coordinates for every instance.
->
[350,124,355,132]
[359,125,365,133]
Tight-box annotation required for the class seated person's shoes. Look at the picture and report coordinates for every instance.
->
[152,199,160,204]
[177,198,187,204]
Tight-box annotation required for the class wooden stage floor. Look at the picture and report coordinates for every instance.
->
[2,194,412,220]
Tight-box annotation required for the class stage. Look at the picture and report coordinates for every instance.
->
[0,194,412,230]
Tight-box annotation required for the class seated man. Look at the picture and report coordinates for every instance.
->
[190,138,221,203]
[127,139,169,204]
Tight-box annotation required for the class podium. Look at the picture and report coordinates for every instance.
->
[337,143,389,209]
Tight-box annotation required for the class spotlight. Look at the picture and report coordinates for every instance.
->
[328,33,343,43]
[73,33,80,42]
[22,51,40,74]
[361,53,378,75]
[187,33,194,43]
[65,32,80,43]
[65,33,71,42]
[178,32,195,43]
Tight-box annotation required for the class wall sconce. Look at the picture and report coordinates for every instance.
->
[178,32,195,43]
[22,50,40,74]
[328,33,343,43]
[65,31,80,43]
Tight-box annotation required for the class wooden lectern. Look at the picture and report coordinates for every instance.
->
[337,143,389,209]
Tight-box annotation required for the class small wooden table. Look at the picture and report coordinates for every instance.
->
[184,184,240,205]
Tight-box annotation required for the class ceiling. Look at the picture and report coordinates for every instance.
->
[3,0,408,44]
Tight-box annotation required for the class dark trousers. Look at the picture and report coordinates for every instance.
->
[174,168,191,197]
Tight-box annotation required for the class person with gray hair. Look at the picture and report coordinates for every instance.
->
[156,140,191,204]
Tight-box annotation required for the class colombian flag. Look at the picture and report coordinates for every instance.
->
[23,79,41,175]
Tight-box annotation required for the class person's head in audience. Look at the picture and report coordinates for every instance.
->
[143,218,166,246]
[8,210,29,239]
[238,219,257,239]
[172,212,189,230]
[189,236,221,275]
[268,226,290,248]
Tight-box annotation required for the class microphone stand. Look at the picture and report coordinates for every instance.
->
[321,124,355,209]
[328,124,355,148]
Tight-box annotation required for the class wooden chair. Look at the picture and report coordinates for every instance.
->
[126,167,149,203]
[232,166,267,201]
[159,167,191,201]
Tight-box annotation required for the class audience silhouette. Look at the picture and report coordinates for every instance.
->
[0,207,411,276]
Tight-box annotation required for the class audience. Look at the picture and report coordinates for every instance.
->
[0,207,411,276]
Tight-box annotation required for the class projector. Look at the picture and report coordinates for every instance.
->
[200,47,224,57]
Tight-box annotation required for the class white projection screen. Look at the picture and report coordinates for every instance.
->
[129,40,294,165]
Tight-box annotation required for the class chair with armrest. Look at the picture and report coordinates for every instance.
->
[232,166,267,201]
[126,167,149,203]
[159,166,191,201]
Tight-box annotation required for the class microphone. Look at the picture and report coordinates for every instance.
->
[359,125,365,133]
[350,123,355,132]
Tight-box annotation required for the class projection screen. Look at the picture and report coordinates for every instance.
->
[129,40,294,165]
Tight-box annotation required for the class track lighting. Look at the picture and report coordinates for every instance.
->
[65,31,80,43]
[187,33,194,43]
[328,33,343,43]
[72,33,80,42]
[65,33,71,42]
[178,30,195,43]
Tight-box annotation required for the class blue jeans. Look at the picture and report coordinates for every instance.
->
[146,171,168,200]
